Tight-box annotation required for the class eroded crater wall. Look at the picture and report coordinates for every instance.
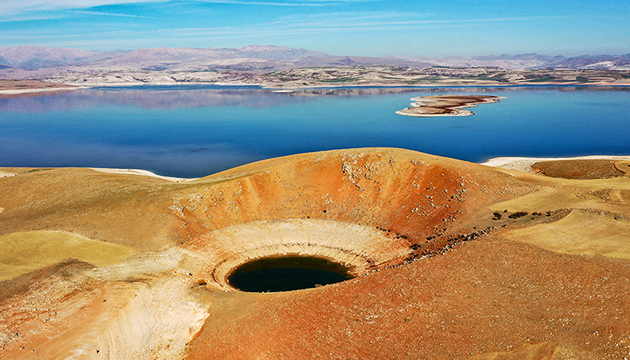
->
[171,149,532,287]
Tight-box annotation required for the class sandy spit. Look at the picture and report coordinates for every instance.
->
[0,87,81,95]
[482,155,630,173]
[89,168,196,182]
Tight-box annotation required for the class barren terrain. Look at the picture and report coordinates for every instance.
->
[1,149,630,359]
[2,46,629,89]
[35,66,630,88]
[0,80,77,97]
[2,67,629,95]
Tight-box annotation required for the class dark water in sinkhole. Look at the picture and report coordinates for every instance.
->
[227,256,355,292]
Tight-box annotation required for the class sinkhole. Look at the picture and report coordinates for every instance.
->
[227,255,355,292]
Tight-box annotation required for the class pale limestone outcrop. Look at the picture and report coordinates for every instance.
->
[185,219,414,289]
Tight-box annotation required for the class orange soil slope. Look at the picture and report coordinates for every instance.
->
[190,236,630,360]
[0,148,629,359]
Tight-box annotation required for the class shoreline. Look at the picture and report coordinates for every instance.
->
[68,82,630,90]
[0,87,80,95]
[89,168,192,182]
[482,155,630,173]
[2,80,629,94]
[0,80,80,95]
[3,155,630,182]
[90,155,630,179]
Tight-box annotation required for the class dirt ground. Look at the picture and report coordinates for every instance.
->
[189,235,630,359]
[532,159,627,179]
[1,149,629,359]
[0,80,76,98]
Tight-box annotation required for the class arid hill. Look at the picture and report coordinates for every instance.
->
[1,148,630,359]
[1,46,630,88]
[1,46,629,71]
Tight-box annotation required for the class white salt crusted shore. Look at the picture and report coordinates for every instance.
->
[0,171,17,178]
[394,109,474,117]
[0,87,81,95]
[482,155,630,173]
[90,168,194,182]
[91,155,630,183]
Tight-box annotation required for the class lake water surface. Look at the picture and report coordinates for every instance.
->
[1,85,628,178]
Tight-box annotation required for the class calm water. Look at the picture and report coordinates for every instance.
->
[1,85,629,178]
[227,256,354,292]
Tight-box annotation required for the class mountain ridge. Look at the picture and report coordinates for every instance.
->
[1,45,630,71]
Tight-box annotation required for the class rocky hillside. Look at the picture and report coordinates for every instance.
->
[1,45,629,71]
[2,149,630,359]
[0,45,328,71]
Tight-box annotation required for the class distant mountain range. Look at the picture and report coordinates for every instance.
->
[1,45,629,71]
[417,53,630,70]
[0,45,330,71]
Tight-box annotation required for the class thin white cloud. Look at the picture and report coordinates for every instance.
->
[141,13,563,39]
[0,0,162,15]
[193,1,326,6]
[0,0,373,15]
[263,11,565,31]
[73,10,157,18]
[0,4,571,52]
[2,11,559,40]
[275,10,418,23]
[194,0,373,5]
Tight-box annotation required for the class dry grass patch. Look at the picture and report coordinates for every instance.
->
[0,230,137,281]
[532,159,626,179]
[503,211,630,258]
[615,160,630,175]
[490,174,630,215]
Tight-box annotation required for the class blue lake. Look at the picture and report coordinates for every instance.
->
[1,85,629,178]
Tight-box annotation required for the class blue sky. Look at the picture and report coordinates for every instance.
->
[0,0,628,56]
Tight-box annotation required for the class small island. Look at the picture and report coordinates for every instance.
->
[396,94,506,117]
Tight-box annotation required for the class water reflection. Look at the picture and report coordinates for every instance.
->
[1,85,629,178]
[0,136,260,178]
[4,85,625,112]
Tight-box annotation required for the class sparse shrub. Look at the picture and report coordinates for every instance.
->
[508,211,528,219]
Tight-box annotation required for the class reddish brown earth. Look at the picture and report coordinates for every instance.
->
[532,159,626,179]
[190,237,630,359]
[1,148,629,359]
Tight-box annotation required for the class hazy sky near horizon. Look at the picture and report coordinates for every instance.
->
[0,0,628,57]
